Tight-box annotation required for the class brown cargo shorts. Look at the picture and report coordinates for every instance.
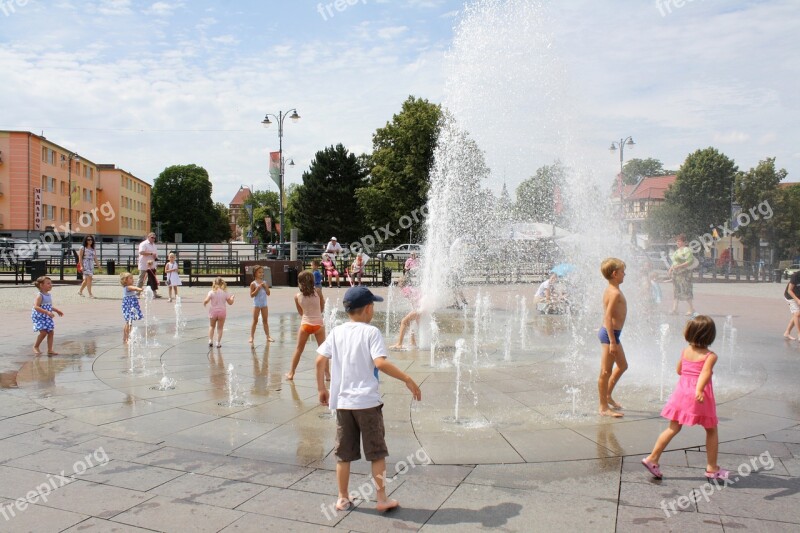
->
[334,404,388,462]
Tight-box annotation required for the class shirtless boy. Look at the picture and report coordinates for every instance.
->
[598,258,627,418]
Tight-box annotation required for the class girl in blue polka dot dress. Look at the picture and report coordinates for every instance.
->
[120,272,144,344]
[32,276,64,355]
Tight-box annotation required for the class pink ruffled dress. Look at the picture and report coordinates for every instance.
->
[660,350,718,428]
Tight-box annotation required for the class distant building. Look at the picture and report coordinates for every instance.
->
[229,186,251,241]
[0,130,150,242]
[96,164,151,242]
[622,174,676,242]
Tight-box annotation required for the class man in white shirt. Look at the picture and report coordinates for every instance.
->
[316,286,421,514]
[137,233,159,294]
[325,237,343,256]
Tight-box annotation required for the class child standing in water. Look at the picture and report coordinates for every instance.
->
[249,266,274,343]
[120,272,143,344]
[164,253,182,302]
[203,276,235,347]
[642,315,728,480]
[286,271,327,380]
[312,259,324,297]
[32,276,64,355]
[598,258,627,418]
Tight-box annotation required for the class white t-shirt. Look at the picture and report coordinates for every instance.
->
[326,241,343,255]
[317,321,387,411]
[138,239,158,271]
[535,279,552,299]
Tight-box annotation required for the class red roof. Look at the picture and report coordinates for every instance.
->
[625,175,676,201]
[230,187,252,206]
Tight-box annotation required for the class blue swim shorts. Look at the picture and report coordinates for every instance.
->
[598,327,622,345]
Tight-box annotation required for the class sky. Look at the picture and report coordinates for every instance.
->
[1,0,798,205]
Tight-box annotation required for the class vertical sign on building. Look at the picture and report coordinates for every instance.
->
[34,188,42,230]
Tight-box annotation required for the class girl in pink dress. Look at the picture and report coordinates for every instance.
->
[642,315,729,480]
[203,277,235,347]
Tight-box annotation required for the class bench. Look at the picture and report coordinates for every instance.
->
[185,261,244,287]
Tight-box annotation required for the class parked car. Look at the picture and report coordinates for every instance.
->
[784,264,800,280]
[375,244,423,261]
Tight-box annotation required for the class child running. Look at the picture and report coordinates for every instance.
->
[598,257,628,418]
[120,272,144,344]
[286,271,327,380]
[32,276,64,355]
[316,286,422,513]
[164,253,182,302]
[642,315,728,480]
[203,276,235,347]
[249,265,274,343]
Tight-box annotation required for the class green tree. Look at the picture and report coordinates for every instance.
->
[289,144,369,243]
[771,185,800,260]
[644,202,694,242]
[151,164,226,242]
[734,158,787,260]
[356,96,441,241]
[663,147,738,239]
[212,203,232,242]
[238,190,280,244]
[622,157,673,185]
[515,161,568,226]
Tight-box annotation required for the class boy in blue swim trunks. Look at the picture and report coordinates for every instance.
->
[598,258,627,418]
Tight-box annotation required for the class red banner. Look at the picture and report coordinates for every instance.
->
[264,217,272,232]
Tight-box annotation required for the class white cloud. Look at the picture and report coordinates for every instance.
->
[377,25,409,39]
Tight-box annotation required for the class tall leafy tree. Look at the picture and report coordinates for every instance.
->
[663,147,738,239]
[151,164,226,242]
[622,157,673,185]
[771,184,800,260]
[238,190,280,244]
[288,144,369,243]
[356,96,441,240]
[212,203,232,242]
[734,158,787,260]
[515,161,568,226]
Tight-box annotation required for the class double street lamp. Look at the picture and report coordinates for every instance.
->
[261,108,300,244]
[609,136,635,225]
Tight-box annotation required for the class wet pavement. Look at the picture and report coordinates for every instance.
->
[0,276,798,531]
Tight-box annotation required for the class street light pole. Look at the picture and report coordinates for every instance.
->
[63,152,80,236]
[609,136,635,232]
[261,109,300,246]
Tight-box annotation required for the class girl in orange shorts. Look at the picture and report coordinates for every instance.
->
[286,270,328,380]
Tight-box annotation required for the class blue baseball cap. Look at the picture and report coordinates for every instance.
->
[343,286,384,312]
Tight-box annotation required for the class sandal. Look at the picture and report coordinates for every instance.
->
[704,468,730,480]
[641,458,663,479]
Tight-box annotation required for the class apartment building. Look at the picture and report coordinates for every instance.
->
[0,131,150,242]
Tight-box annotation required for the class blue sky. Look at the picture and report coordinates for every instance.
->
[1,0,798,205]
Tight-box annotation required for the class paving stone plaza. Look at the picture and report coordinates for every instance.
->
[0,277,799,532]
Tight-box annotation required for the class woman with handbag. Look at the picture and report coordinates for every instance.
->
[669,234,698,317]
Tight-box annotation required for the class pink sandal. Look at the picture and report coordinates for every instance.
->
[641,458,663,479]
[704,468,730,480]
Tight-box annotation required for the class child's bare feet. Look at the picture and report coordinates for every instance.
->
[389,344,403,350]
[376,499,399,512]
[47,351,59,356]
[285,372,295,380]
[33,346,42,355]
[608,398,623,410]
[267,336,275,342]
[599,408,624,418]
[335,498,353,511]
[784,333,796,340]
[248,337,254,344]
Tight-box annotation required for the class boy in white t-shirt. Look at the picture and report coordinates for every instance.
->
[316,286,422,514]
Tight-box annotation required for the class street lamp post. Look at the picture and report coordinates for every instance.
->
[609,136,635,232]
[62,152,80,236]
[261,109,300,246]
